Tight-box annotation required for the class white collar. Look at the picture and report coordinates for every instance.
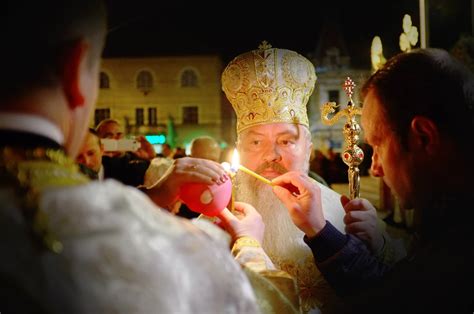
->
[0,113,64,145]
[98,165,104,181]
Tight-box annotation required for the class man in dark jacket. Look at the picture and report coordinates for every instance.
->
[271,48,474,313]
[77,128,150,186]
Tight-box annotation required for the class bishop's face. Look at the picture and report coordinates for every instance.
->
[237,123,311,179]
[235,123,315,268]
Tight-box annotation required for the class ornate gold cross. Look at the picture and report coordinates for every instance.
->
[321,77,364,199]
[258,40,272,50]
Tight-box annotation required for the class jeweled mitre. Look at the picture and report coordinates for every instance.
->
[222,42,317,134]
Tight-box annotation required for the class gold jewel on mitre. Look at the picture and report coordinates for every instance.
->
[222,41,317,134]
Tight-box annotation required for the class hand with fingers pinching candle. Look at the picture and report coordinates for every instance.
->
[217,202,265,244]
[271,171,326,238]
[340,195,384,253]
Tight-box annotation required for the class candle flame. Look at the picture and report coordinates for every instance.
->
[231,149,240,171]
[221,162,231,173]
[228,148,272,185]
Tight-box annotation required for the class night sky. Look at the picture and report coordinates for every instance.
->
[103,0,472,67]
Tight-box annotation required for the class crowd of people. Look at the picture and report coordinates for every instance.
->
[1,1,472,313]
[309,144,374,188]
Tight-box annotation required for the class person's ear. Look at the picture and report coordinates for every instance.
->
[60,40,89,109]
[409,116,440,154]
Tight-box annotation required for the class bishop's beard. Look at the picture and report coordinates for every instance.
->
[234,162,311,264]
[235,161,342,311]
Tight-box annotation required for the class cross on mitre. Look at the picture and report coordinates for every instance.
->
[258,41,272,50]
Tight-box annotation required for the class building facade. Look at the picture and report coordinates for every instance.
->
[307,14,371,154]
[94,55,235,151]
[94,49,371,156]
[308,67,370,153]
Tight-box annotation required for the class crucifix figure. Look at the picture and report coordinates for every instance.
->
[321,77,364,199]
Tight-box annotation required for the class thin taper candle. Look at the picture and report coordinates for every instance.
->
[229,172,235,212]
[221,161,236,212]
[238,165,273,185]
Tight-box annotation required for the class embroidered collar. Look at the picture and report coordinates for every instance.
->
[0,146,88,253]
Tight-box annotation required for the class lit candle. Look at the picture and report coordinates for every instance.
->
[231,149,273,186]
[221,161,236,212]
[229,173,236,212]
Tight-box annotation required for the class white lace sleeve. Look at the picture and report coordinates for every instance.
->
[40,180,260,314]
[141,157,173,189]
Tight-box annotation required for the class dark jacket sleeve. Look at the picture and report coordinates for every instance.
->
[103,155,150,187]
[304,221,392,296]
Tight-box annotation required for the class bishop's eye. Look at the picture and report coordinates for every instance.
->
[244,138,264,152]
[278,137,296,147]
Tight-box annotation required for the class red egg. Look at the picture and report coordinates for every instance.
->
[179,179,232,217]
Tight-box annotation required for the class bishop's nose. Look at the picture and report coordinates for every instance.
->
[262,145,282,163]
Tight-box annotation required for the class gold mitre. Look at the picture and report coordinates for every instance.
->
[222,41,317,133]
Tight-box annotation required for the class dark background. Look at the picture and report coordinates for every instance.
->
[103,0,472,67]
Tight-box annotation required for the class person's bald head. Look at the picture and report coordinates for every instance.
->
[190,136,221,162]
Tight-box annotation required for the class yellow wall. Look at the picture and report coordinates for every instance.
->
[94,55,230,147]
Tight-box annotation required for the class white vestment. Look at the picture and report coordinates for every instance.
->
[318,182,346,233]
[235,174,346,314]
[0,116,264,313]
[275,182,346,314]
[42,180,260,313]
[2,178,260,314]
